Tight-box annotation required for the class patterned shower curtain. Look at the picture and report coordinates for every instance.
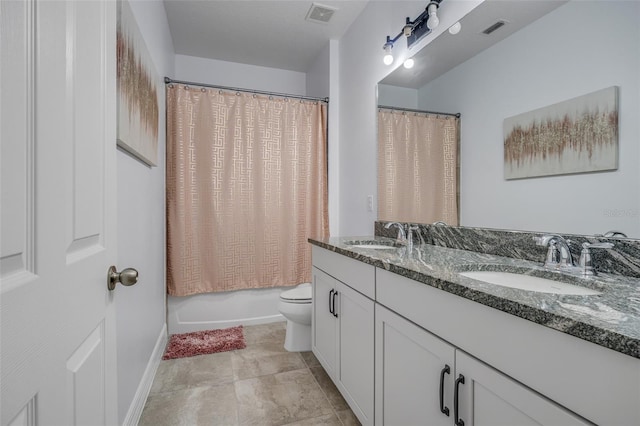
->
[378,108,460,225]
[166,84,329,296]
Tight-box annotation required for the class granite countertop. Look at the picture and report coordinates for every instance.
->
[309,236,640,359]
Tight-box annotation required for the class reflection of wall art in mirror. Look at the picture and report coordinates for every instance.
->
[504,86,618,180]
[117,0,159,167]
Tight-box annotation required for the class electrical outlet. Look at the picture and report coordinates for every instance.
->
[367,195,373,212]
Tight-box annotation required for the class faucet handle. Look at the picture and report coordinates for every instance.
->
[579,242,614,277]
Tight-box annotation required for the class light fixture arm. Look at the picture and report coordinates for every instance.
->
[382,0,443,55]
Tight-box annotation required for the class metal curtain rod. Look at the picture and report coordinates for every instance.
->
[378,104,460,118]
[164,77,329,103]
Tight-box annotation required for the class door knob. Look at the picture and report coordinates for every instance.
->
[107,265,138,291]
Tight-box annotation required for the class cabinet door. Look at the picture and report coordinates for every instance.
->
[375,305,455,426]
[312,267,338,377]
[455,351,592,426]
[337,282,375,425]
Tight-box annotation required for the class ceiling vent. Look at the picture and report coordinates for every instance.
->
[482,20,509,35]
[306,3,337,24]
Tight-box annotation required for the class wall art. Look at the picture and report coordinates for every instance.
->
[504,86,618,179]
[117,0,159,166]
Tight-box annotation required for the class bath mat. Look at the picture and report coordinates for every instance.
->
[162,326,246,360]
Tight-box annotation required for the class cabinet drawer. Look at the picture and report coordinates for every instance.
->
[312,246,375,299]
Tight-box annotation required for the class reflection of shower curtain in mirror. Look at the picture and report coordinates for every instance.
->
[378,108,459,225]
[166,85,329,296]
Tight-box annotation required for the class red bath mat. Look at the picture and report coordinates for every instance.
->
[162,326,246,360]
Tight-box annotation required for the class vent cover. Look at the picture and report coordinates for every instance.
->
[482,20,509,35]
[306,3,337,24]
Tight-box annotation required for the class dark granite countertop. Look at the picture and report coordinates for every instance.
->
[309,236,640,359]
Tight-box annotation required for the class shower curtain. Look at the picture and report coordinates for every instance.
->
[378,108,459,225]
[166,84,329,296]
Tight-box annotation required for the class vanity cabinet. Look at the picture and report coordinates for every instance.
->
[312,247,375,425]
[376,304,590,426]
[375,304,455,426]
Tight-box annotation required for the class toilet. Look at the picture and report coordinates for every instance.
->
[278,283,312,352]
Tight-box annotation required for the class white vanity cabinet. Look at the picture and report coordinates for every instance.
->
[375,304,455,426]
[376,304,591,426]
[312,247,375,425]
[376,268,640,425]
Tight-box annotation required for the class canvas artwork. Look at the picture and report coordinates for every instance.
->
[117,0,159,166]
[503,86,618,180]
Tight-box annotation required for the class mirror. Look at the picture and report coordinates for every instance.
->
[377,0,639,239]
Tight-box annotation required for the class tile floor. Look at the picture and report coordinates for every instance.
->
[140,322,361,426]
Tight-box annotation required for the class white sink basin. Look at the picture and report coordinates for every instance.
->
[349,244,398,250]
[459,271,601,295]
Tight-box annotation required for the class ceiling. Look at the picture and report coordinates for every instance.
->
[163,0,369,73]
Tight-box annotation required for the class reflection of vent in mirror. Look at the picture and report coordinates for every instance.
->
[482,20,509,35]
[305,3,336,24]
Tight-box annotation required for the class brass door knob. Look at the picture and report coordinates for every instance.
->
[107,265,139,291]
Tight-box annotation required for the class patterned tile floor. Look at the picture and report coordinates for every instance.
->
[140,322,361,426]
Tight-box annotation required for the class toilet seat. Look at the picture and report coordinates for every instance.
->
[280,285,312,304]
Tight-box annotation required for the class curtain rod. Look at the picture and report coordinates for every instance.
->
[164,77,329,103]
[378,104,460,118]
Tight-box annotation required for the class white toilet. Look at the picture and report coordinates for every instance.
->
[278,283,312,352]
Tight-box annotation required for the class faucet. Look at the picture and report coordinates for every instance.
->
[385,222,406,242]
[385,222,420,255]
[603,230,627,238]
[579,242,614,277]
[534,234,574,269]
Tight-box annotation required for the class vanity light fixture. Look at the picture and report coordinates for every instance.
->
[403,58,415,69]
[383,37,394,65]
[426,1,440,29]
[448,21,461,35]
[382,0,443,65]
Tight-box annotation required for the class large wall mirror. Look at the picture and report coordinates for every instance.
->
[377,0,639,239]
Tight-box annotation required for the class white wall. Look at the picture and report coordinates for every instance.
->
[175,54,306,95]
[417,0,640,237]
[168,54,311,334]
[337,0,481,235]
[114,0,174,424]
[377,84,418,109]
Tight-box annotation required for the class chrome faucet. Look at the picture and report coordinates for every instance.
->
[604,230,627,238]
[385,222,406,242]
[534,234,574,269]
[385,222,420,255]
[579,242,614,277]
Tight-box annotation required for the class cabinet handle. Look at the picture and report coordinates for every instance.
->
[332,290,338,317]
[329,289,334,315]
[454,374,465,426]
[439,364,450,416]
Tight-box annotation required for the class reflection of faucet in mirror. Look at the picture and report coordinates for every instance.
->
[580,242,615,277]
[534,234,574,269]
[385,222,406,242]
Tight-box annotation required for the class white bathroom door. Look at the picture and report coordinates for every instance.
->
[1,0,118,425]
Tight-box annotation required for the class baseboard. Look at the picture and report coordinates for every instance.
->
[169,313,285,334]
[122,324,167,426]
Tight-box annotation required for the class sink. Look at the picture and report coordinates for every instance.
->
[459,271,602,295]
[349,244,399,250]
[344,240,401,250]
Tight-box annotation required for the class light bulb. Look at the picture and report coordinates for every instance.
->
[403,58,415,69]
[448,21,461,35]
[383,43,394,65]
[427,3,439,29]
